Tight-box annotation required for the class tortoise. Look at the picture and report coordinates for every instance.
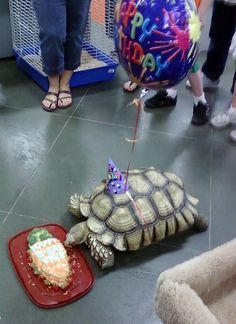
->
[65,167,208,269]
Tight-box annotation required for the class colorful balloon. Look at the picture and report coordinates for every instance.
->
[114,0,201,89]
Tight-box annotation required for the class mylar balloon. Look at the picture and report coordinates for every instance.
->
[114,0,201,89]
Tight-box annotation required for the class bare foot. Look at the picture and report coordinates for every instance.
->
[123,80,139,92]
[42,90,58,112]
[58,87,72,109]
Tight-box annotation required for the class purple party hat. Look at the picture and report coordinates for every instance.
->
[106,158,128,194]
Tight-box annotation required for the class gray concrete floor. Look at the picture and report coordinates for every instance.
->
[0,54,236,324]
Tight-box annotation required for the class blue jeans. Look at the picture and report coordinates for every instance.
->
[202,1,236,91]
[32,0,91,75]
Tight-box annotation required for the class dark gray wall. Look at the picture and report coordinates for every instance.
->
[0,0,13,58]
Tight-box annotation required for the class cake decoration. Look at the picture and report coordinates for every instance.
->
[27,228,71,289]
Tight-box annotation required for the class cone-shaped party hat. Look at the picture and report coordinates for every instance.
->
[106,158,128,194]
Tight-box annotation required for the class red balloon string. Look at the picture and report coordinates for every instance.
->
[124,98,142,191]
[126,190,152,242]
[124,97,152,242]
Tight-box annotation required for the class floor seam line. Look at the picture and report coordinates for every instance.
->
[1,87,89,114]
[2,90,89,224]
[46,89,89,154]
[69,115,221,143]
[158,242,204,254]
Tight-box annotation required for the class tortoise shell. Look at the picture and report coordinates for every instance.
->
[84,167,199,251]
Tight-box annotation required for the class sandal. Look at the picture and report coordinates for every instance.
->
[42,91,58,112]
[123,81,139,93]
[58,90,72,109]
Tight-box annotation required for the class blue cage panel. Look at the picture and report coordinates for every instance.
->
[9,0,118,91]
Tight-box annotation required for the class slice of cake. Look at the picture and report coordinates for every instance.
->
[27,228,71,289]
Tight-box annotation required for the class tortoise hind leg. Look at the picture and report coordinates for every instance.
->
[193,214,208,232]
[86,233,115,270]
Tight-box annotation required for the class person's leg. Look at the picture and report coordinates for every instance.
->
[144,88,177,109]
[202,1,235,82]
[144,58,203,109]
[188,68,210,125]
[211,68,236,129]
[228,83,236,142]
[188,70,204,98]
[42,75,60,111]
[232,82,236,108]
[32,0,66,110]
[231,69,236,93]
[58,0,91,108]
[57,71,74,108]
[123,80,139,92]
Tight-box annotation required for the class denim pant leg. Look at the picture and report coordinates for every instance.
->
[32,0,66,75]
[64,0,91,71]
[202,1,236,82]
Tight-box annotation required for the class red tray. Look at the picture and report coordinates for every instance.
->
[8,224,95,308]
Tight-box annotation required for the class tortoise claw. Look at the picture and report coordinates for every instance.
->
[69,193,82,217]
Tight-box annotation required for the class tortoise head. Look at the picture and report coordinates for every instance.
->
[65,221,89,246]
[69,194,90,218]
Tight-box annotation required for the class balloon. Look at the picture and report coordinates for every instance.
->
[195,0,201,8]
[114,0,201,89]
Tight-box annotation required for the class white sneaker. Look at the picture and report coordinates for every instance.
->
[186,73,220,89]
[210,110,236,129]
[186,79,191,88]
[230,129,236,142]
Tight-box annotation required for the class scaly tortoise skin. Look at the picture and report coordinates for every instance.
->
[65,167,208,269]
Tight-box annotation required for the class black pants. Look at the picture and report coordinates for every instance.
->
[202,1,236,92]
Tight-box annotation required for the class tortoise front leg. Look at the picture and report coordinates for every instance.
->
[86,233,114,269]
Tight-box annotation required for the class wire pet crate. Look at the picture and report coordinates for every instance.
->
[9,0,118,91]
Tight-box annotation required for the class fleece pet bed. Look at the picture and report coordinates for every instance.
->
[155,239,236,324]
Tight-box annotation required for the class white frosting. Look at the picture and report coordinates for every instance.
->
[29,237,70,288]
[30,238,67,265]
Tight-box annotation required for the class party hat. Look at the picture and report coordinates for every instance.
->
[106,158,128,194]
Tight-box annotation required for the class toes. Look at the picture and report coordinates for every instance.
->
[42,100,57,110]
[42,92,58,111]
[58,98,71,106]
[58,96,72,107]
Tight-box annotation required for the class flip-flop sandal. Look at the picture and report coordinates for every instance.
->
[123,81,139,93]
[58,90,72,109]
[42,91,58,112]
